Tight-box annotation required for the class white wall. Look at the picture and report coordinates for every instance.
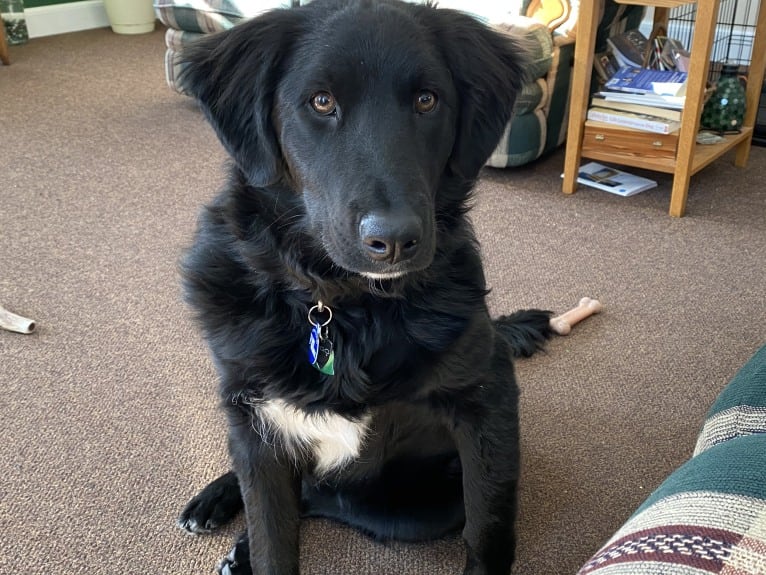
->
[25,0,109,38]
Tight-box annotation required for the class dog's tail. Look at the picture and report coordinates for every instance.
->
[493,309,553,358]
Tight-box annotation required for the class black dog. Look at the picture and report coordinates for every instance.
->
[176,1,551,574]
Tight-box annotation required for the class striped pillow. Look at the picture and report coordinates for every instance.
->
[695,344,766,456]
[154,0,295,34]
[578,344,766,575]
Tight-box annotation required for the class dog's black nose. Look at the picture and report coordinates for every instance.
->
[359,212,422,264]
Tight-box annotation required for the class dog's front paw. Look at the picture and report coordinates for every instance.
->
[177,496,221,534]
[217,533,251,575]
[177,473,243,534]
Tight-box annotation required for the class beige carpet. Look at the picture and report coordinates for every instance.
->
[1,26,765,575]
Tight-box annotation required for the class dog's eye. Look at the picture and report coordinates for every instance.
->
[310,91,337,116]
[414,90,438,114]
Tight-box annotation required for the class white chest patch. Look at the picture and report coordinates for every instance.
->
[254,399,372,475]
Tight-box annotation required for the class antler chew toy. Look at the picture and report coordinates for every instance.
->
[0,304,37,334]
[550,297,602,336]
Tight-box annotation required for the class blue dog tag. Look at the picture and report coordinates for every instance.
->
[308,323,321,365]
[308,323,335,375]
[307,302,336,376]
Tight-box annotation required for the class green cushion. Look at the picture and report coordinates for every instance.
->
[514,80,545,115]
[487,110,544,168]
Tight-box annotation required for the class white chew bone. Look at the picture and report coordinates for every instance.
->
[0,304,37,334]
[550,297,602,336]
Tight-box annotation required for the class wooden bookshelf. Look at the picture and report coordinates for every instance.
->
[562,0,766,216]
[0,20,10,66]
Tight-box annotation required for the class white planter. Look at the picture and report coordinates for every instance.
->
[103,0,155,35]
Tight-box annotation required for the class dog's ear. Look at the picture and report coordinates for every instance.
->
[422,9,529,180]
[179,10,304,187]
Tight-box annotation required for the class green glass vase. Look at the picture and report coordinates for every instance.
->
[701,63,746,134]
[1,0,28,45]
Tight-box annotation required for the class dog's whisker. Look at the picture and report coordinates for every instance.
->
[263,205,304,233]
[367,278,384,297]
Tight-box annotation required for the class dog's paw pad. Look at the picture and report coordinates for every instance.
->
[216,542,250,575]
[177,474,243,534]
[176,514,217,534]
[216,546,238,574]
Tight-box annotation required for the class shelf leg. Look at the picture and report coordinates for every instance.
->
[669,171,692,218]
[0,21,10,66]
[561,0,600,195]
[668,0,720,217]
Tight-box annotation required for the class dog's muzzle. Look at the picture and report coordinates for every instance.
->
[358,211,423,266]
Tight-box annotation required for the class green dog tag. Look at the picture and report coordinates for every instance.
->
[308,323,335,375]
[314,338,335,375]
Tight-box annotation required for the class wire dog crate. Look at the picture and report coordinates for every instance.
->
[665,0,766,144]
[665,0,758,78]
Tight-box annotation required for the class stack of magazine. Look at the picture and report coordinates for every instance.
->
[572,162,657,197]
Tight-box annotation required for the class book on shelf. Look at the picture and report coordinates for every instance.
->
[585,120,645,132]
[587,107,680,134]
[659,37,691,73]
[596,90,685,110]
[604,66,687,95]
[594,49,620,82]
[606,29,650,69]
[569,162,658,197]
[590,95,682,122]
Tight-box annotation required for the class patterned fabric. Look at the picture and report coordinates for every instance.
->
[695,345,766,456]
[584,528,737,572]
[545,40,574,151]
[162,29,202,92]
[488,109,545,168]
[579,344,766,575]
[496,17,554,80]
[513,78,547,116]
[580,440,766,574]
[164,48,183,92]
[696,406,766,456]
[154,0,295,33]
[155,1,296,93]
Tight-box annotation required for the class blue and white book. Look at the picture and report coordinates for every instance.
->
[596,90,685,110]
[604,67,687,96]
